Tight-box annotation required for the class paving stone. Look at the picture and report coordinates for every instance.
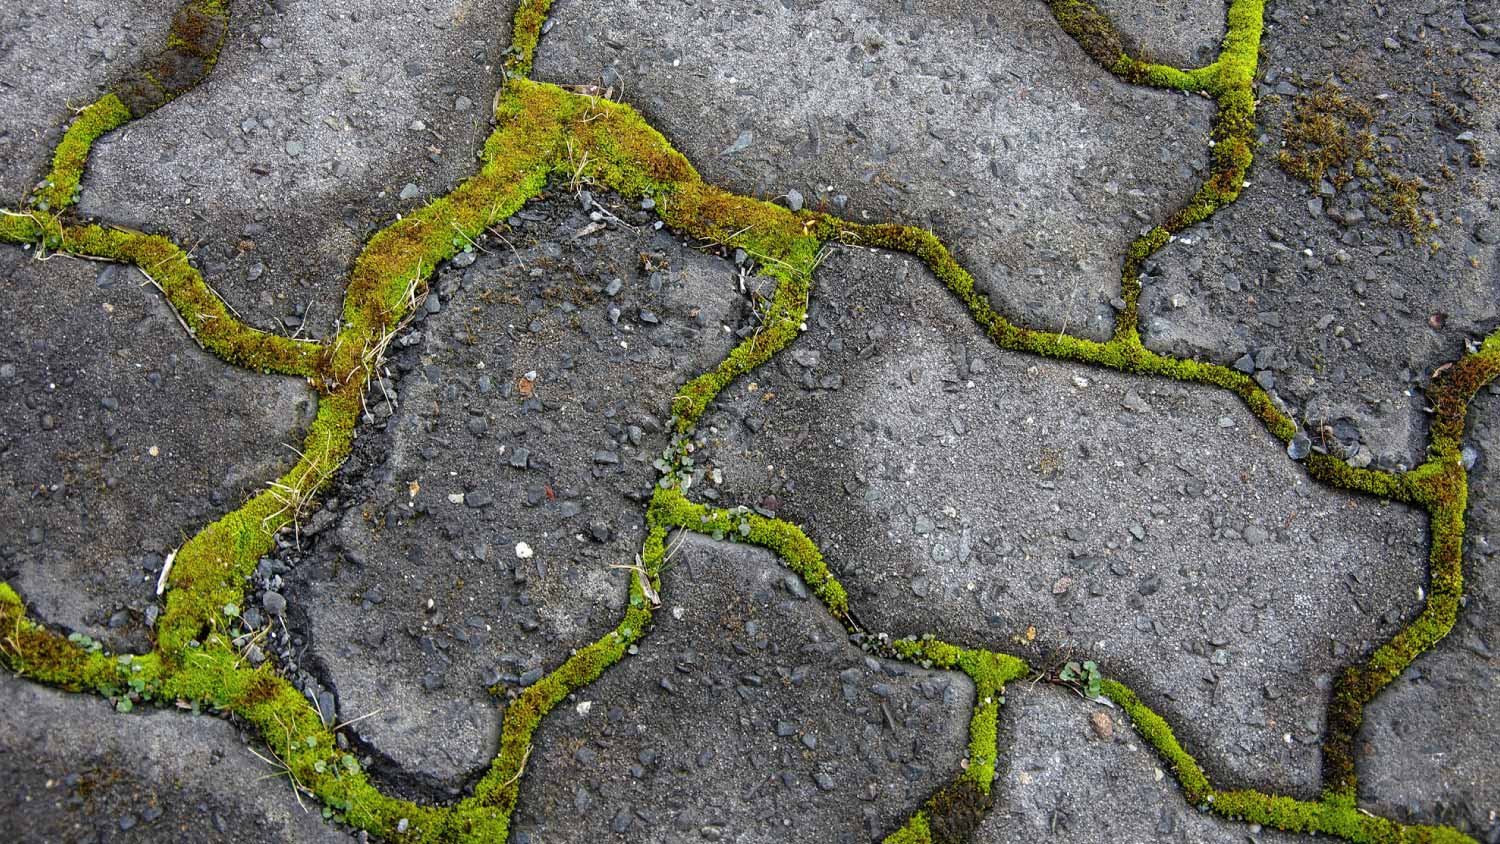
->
[534,0,1217,341]
[0,0,1495,840]
[977,684,1304,844]
[287,188,752,788]
[512,533,973,843]
[80,0,516,337]
[1358,387,1500,840]
[1138,0,1500,469]
[1092,0,1227,68]
[0,672,350,844]
[704,246,1428,797]
[0,1,175,203]
[0,248,316,653]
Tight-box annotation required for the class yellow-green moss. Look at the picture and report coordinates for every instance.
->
[29,96,132,212]
[504,0,557,78]
[0,1,1488,842]
[1105,678,1476,843]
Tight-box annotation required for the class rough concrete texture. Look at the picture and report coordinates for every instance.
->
[2,0,1498,842]
[0,2,175,203]
[702,246,1429,797]
[978,684,1303,844]
[81,0,517,338]
[512,534,973,843]
[0,672,351,844]
[281,187,755,789]
[0,247,316,654]
[534,0,1217,341]
[1358,387,1500,840]
[1091,0,1227,68]
[1139,0,1500,469]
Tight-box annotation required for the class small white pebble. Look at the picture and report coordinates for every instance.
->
[516,542,534,559]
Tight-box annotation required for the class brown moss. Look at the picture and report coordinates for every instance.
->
[1277,83,1376,188]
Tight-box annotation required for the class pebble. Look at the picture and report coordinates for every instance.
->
[720,130,753,156]
[1287,432,1311,460]
[262,591,287,616]
[1090,711,1114,740]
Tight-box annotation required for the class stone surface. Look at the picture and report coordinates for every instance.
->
[0,672,350,844]
[1092,0,1227,68]
[512,533,973,843]
[534,0,1216,341]
[0,1,175,203]
[81,0,518,337]
[1,0,1497,840]
[284,187,754,788]
[978,684,1304,844]
[702,246,1429,797]
[0,247,316,653]
[1358,387,1500,841]
[1139,0,1500,468]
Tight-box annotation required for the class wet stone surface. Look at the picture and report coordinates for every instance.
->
[0,247,316,653]
[535,0,1216,341]
[512,533,973,843]
[281,188,755,789]
[701,245,1428,797]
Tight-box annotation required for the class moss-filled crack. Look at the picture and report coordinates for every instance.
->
[0,0,1489,842]
[1048,0,1264,347]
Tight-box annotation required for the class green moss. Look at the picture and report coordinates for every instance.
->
[30,0,230,215]
[1105,677,1476,843]
[649,488,850,619]
[1048,0,1264,340]
[59,224,323,379]
[30,96,131,212]
[883,810,933,844]
[113,0,229,117]
[505,0,557,78]
[156,386,360,655]
[0,2,1488,841]
[1278,83,1377,188]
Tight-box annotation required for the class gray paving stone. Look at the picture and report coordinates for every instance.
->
[80,0,517,337]
[1358,387,1500,841]
[979,684,1304,844]
[288,189,752,787]
[0,672,351,844]
[0,1,174,203]
[703,245,1428,797]
[512,533,973,843]
[0,247,315,653]
[534,0,1217,341]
